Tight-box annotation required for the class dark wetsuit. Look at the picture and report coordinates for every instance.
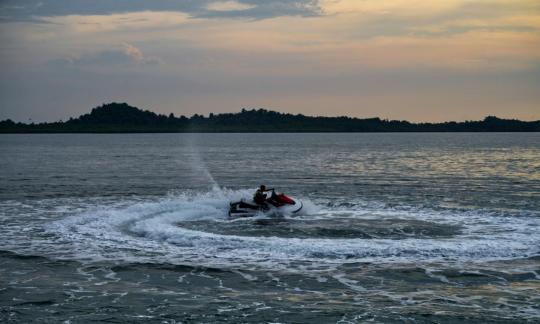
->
[253,189,267,205]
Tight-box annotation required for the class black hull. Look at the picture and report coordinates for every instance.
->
[228,200,303,218]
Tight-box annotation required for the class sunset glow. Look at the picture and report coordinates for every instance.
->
[1,0,539,121]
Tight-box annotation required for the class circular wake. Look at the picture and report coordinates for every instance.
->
[2,188,539,271]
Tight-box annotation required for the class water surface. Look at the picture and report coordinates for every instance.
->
[1,133,539,323]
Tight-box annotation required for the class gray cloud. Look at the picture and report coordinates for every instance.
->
[48,43,161,68]
[0,0,321,22]
[199,0,319,19]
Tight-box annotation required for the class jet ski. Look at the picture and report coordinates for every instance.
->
[229,190,303,218]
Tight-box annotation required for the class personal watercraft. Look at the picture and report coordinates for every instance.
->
[229,190,303,218]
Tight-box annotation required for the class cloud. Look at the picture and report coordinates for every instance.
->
[206,1,256,12]
[120,43,162,65]
[0,0,321,22]
[43,11,191,33]
[49,43,161,68]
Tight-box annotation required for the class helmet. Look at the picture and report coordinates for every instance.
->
[260,185,266,190]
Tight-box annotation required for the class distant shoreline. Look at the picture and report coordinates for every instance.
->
[2,102,539,133]
[1,131,539,134]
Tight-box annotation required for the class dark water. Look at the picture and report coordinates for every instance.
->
[0,133,539,323]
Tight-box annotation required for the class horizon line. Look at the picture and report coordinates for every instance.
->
[2,102,540,124]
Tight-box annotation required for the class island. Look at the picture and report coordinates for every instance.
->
[1,102,539,133]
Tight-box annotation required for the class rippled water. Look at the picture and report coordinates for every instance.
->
[0,133,539,323]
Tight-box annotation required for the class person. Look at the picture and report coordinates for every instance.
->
[253,185,273,206]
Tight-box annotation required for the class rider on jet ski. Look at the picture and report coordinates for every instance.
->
[229,186,302,218]
[253,185,274,207]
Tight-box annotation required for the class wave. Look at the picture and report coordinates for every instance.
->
[1,188,538,271]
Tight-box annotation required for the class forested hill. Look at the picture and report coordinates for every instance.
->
[1,102,539,133]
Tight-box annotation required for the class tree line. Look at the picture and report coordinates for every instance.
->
[1,102,539,133]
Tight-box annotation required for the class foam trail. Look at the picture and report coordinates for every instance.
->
[31,189,539,271]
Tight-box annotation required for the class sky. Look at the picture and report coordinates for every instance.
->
[0,0,539,122]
